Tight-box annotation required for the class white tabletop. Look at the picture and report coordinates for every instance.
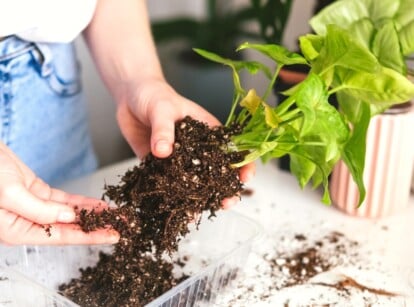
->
[60,158,414,306]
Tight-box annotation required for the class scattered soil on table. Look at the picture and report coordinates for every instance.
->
[220,231,402,306]
[59,116,247,307]
[268,231,358,290]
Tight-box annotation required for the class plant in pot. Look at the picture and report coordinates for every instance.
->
[308,0,414,218]
[151,0,294,122]
[59,1,414,304]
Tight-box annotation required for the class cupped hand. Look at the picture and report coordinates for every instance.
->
[0,143,119,245]
[116,76,256,207]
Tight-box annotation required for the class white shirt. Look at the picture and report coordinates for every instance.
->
[0,0,97,43]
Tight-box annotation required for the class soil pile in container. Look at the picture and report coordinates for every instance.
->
[59,116,247,306]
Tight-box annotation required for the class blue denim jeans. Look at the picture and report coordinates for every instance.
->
[0,36,98,185]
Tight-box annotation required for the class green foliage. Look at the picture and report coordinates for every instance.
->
[310,0,414,73]
[194,0,414,205]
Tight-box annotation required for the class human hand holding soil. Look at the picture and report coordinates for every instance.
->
[115,76,256,206]
[0,142,119,245]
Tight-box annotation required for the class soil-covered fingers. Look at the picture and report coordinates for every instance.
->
[0,209,119,245]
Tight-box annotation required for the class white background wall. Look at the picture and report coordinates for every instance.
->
[77,0,316,167]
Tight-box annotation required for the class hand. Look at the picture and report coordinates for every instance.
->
[0,143,119,245]
[116,76,256,207]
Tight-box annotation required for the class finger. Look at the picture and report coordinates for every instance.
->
[49,189,109,211]
[28,178,108,211]
[222,196,240,209]
[239,162,256,183]
[7,225,119,245]
[0,209,119,245]
[35,224,120,245]
[148,103,176,158]
[1,184,77,224]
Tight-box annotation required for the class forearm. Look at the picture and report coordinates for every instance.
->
[83,0,164,102]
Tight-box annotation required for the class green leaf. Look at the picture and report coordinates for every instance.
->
[288,144,336,204]
[394,0,414,29]
[312,25,379,76]
[193,48,272,78]
[237,42,308,65]
[334,66,414,104]
[290,154,316,188]
[310,0,369,35]
[372,21,406,74]
[335,91,363,124]
[340,101,371,206]
[348,18,375,50]
[398,20,414,55]
[299,34,323,61]
[294,73,326,136]
[368,103,394,117]
[361,0,399,24]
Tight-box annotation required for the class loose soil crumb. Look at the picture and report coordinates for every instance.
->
[41,225,52,237]
[59,117,247,306]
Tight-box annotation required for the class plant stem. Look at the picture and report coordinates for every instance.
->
[263,65,282,101]
[263,129,273,142]
[225,92,241,126]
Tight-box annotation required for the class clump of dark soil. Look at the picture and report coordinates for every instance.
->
[59,116,246,306]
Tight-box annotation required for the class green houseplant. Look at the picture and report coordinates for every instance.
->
[309,0,414,216]
[151,0,294,122]
[193,0,414,205]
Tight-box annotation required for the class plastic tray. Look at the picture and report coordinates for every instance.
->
[0,210,262,307]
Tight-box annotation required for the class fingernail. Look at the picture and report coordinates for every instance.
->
[57,211,76,223]
[155,140,170,155]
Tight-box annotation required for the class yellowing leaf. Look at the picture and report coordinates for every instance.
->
[240,89,262,115]
[264,104,280,128]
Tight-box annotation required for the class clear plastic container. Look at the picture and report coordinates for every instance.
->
[0,266,77,307]
[0,210,262,307]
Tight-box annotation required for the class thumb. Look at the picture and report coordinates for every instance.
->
[1,185,76,224]
[149,103,177,158]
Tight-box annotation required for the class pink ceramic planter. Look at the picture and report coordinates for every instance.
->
[330,102,414,218]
